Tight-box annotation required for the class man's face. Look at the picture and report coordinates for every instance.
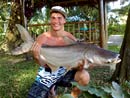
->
[50,13,66,31]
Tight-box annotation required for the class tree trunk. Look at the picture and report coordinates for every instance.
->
[111,9,130,83]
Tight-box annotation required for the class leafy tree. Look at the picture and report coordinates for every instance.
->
[67,6,98,21]
[0,0,47,53]
[0,1,11,51]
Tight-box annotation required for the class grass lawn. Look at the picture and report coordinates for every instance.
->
[0,54,39,98]
[0,45,119,98]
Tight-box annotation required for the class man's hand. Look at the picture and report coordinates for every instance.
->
[77,59,85,70]
[73,59,85,71]
[31,42,45,65]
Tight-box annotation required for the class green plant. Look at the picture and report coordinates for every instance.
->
[63,81,130,98]
[108,24,126,36]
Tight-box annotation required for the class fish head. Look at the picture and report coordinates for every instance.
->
[103,54,121,64]
[84,46,121,66]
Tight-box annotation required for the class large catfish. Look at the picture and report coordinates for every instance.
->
[12,24,121,72]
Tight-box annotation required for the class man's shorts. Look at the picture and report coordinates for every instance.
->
[28,81,49,98]
[28,66,77,98]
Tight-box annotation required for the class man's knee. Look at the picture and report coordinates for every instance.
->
[74,69,90,86]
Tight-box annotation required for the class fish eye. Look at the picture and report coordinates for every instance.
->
[106,61,111,64]
[106,60,112,64]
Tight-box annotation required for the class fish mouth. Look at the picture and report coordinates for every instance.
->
[114,54,121,63]
[113,58,121,64]
[107,54,121,64]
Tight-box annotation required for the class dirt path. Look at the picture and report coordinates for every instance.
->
[107,35,123,46]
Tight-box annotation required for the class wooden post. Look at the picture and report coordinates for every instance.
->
[99,0,106,48]
[104,1,108,49]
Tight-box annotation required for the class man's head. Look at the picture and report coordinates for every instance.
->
[50,6,67,31]
[50,6,67,19]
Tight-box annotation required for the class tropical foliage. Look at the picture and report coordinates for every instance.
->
[70,81,130,98]
[0,2,10,41]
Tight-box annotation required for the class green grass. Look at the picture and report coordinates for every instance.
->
[0,54,38,98]
[108,45,121,53]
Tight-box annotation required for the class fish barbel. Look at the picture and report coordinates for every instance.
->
[12,24,121,72]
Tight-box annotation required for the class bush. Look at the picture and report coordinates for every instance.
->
[108,24,126,36]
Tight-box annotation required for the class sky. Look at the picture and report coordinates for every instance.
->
[109,0,129,10]
[108,0,129,24]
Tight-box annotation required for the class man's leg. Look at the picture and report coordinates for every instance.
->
[74,69,90,86]
[54,69,90,98]
[71,70,90,98]
[28,66,66,98]
[56,69,77,87]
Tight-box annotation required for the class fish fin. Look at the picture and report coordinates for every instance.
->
[84,59,90,69]
[77,38,86,42]
[40,55,59,72]
[62,36,76,44]
[48,65,59,72]
[66,65,72,72]
[16,24,34,42]
[12,24,34,55]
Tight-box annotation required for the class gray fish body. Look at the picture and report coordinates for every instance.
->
[40,42,121,71]
[12,24,121,72]
[40,43,85,71]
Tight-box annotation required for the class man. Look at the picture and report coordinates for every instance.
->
[28,6,90,98]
